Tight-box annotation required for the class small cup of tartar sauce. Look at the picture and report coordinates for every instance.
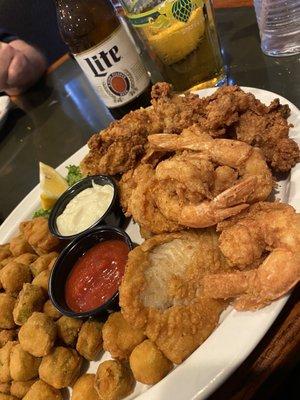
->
[48,175,125,240]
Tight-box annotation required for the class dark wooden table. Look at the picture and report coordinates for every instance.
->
[0,4,299,400]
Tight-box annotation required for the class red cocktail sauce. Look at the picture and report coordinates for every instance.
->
[65,240,129,313]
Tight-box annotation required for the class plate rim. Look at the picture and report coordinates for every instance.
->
[0,86,298,400]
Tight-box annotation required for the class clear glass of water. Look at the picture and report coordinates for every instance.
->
[254,0,300,56]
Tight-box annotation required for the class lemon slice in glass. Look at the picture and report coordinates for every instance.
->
[39,162,68,210]
[145,7,205,65]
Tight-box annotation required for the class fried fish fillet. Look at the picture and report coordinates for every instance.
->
[119,230,230,364]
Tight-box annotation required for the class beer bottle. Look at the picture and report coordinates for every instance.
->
[54,0,151,119]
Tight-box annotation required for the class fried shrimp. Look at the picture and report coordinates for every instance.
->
[120,230,229,364]
[119,164,181,235]
[203,202,300,310]
[148,126,273,228]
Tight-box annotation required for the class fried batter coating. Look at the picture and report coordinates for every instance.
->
[94,360,135,400]
[148,126,273,229]
[10,380,36,399]
[0,246,11,263]
[80,108,163,176]
[71,374,100,400]
[38,347,82,389]
[204,86,299,172]
[76,320,103,361]
[102,312,145,360]
[80,82,209,177]
[0,331,17,349]
[20,218,61,256]
[0,258,14,273]
[119,164,181,235]
[23,380,62,400]
[56,316,83,347]
[30,252,58,277]
[129,339,173,384]
[31,269,50,292]
[9,344,41,381]
[14,254,38,267]
[203,202,300,310]
[0,262,32,295]
[9,235,34,257]
[233,100,299,172]
[13,284,46,326]
[120,230,229,364]
[0,382,10,394]
[42,301,62,320]
[18,312,57,357]
[150,82,207,134]
[0,342,17,383]
[0,394,18,399]
[0,295,16,330]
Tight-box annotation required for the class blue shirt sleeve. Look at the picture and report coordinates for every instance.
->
[0,28,18,43]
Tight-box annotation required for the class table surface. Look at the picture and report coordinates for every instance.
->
[0,5,299,400]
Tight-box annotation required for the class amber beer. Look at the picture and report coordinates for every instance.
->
[54,0,151,118]
[121,0,225,92]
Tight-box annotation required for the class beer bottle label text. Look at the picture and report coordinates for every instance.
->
[74,25,149,108]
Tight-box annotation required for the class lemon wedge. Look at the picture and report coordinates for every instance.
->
[39,162,69,210]
[145,7,205,65]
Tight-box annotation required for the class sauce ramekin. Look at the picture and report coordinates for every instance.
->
[48,175,125,241]
[48,225,133,319]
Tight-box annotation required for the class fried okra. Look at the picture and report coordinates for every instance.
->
[0,262,32,295]
[10,380,36,399]
[30,253,58,277]
[0,342,17,383]
[0,382,10,394]
[94,360,135,400]
[71,374,100,400]
[0,245,11,262]
[20,218,61,256]
[13,284,46,326]
[0,258,14,273]
[23,380,62,400]
[56,317,83,347]
[31,270,50,292]
[129,340,173,385]
[18,312,57,357]
[14,254,38,267]
[0,331,16,349]
[0,295,16,330]
[102,312,145,360]
[9,344,41,381]
[0,393,18,399]
[76,320,103,361]
[38,347,82,389]
[42,301,61,320]
[9,235,34,257]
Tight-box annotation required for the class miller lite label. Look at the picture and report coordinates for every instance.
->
[74,24,150,108]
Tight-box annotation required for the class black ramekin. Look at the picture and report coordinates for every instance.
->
[48,175,125,241]
[49,225,133,319]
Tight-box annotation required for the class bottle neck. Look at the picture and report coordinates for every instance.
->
[54,0,120,54]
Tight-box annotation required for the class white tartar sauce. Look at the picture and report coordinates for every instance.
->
[56,182,114,236]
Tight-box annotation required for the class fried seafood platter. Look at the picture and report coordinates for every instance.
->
[0,85,299,400]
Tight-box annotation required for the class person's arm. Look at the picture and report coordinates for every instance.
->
[0,32,47,96]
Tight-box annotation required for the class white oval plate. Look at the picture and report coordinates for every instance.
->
[0,95,10,131]
[0,87,299,400]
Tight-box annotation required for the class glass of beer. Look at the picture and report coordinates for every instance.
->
[120,0,225,92]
